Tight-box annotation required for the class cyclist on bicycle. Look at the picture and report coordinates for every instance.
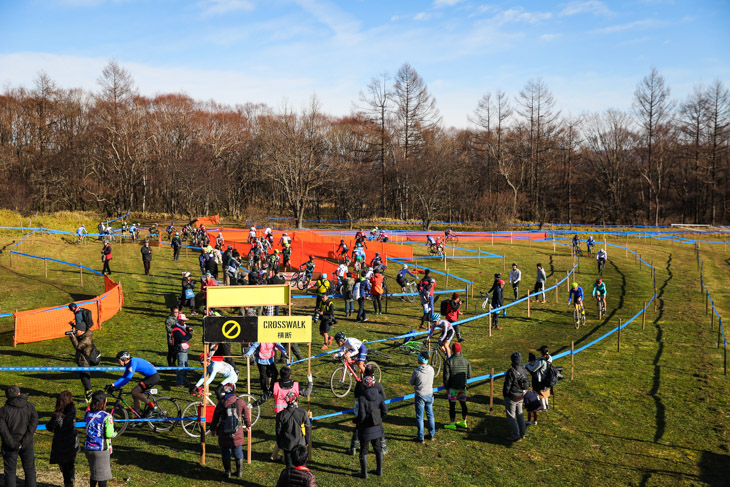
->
[396,264,418,298]
[435,236,445,254]
[191,354,238,400]
[248,226,257,243]
[369,227,379,240]
[444,228,453,239]
[426,235,436,252]
[279,232,291,247]
[337,240,349,259]
[567,282,585,321]
[370,252,383,269]
[268,250,281,273]
[166,222,175,239]
[596,248,607,273]
[427,312,454,358]
[592,278,607,312]
[76,224,87,242]
[352,245,366,270]
[571,234,580,253]
[281,244,292,270]
[106,351,160,417]
[333,332,367,377]
[216,232,224,250]
[586,236,596,255]
[379,230,389,242]
[299,256,316,279]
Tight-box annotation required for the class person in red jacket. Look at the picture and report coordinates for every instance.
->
[369,269,385,315]
[445,293,465,342]
[101,241,112,275]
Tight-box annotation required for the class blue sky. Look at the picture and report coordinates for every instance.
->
[1,0,728,127]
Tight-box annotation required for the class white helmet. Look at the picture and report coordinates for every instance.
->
[322,273,328,279]
[250,226,255,231]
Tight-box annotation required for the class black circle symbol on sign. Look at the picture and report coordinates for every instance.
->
[222,320,241,340]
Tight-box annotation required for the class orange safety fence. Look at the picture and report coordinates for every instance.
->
[401,232,547,242]
[197,215,220,226]
[13,275,124,346]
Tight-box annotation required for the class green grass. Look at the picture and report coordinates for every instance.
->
[0,230,728,486]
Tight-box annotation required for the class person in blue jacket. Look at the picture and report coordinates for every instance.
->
[105,351,159,416]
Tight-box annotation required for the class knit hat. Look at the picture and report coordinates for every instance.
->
[453,342,462,354]
[452,293,460,300]
[364,364,375,377]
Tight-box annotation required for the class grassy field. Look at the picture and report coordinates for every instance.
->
[0,227,728,487]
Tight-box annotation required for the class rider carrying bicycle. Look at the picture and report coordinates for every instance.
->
[191,354,238,400]
[568,282,585,321]
[333,332,367,377]
[427,312,454,358]
[592,278,607,312]
[106,351,160,417]
[586,236,596,255]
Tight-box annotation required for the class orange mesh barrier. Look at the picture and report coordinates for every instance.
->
[403,232,546,242]
[197,215,220,226]
[13,277,124,346]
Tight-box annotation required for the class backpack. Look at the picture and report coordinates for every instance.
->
[86,345,101,366]
[81,308,94,330]
[541,363,564,390]
[440,299,451,316]
[222,401,241,434]
[524,391,541,412]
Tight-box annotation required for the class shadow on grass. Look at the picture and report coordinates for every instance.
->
[650,253,671,444]
[699,450,730,486]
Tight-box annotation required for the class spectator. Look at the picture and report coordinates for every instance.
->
[410,352,435,443]
[84,390,115,487]
[443,342,471,430]
[488,273,505,329]
[317,294,336,350]
[164,307,179,367]
[245,342,288,396]
[343,272,355,317]
[533,263,547,303]
[67,303,96,403]
[210,383,251,479]
[348,364,388,455]
[354,271,370,323]
[370,268,384,316]
[314,273,330,311]
[418,270,436,329]
[0,385,38,487]
[171,232,182,261]
[141,240,153,275]
[171,314,193,387]
[445,293,465,342]
[503,352,530,442]
[524,353,543,425]
[355,376,387,479]
[201,271,218,301]
[205,251,219,279]
[275,444,317,487]
[46,391,79,487]
[180,272,197,315]
[276,392,311,468]
[101,240,112,275]
[509,262,521,301]
[535,345,553,411]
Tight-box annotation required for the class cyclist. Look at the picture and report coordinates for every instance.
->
[264,227,272,239]
[129,223,138,242]
[369,227,379,240]
[586,236,596,255]
[333,332,367,378]
[355,230,365,247]
[105,351,160,417]
[166,222,175,240]
[427,312,454,358]
[281,244,292,270]
[191,354,238,400]
[216,232,224,250]
[335,262,348,288]
[248,226,257,243]
[509,262,521,301]
[370,252,383,269]
[76,224,88,242]
[396,264,418,299]
[596,248,608,273]
[592,278,607,312]
[444,228,453,240]
[352,245,366,272]
[299,255,316,281]
[268,249,281,274]
[378,230,389,242]
[434,236,445,255]
[337,239,349,260]
[571,234,580,254]
[426,235,436,252]
[279,232,291,247]
[567,282,585,324]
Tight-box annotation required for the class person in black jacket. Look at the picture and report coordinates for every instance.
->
[275,392,311,468]
[347,364,387,456]
[355,376,387,479]
[180,272,197,315]
[46,391,79,487]
[275,444,317,487]
[171,232,182,261]
[488,273,505,329]
[141,240,153,275]
[503,352,530,442]
[0,385,38,487]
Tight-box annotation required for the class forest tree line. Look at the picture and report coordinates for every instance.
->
[0,61,728,228]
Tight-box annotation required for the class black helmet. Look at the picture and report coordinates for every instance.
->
[116,351,131,361]
[494,273,501,279]
[334,331,346,342]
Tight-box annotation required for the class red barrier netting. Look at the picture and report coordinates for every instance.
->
[13,277,124,346]
[197,215,220,226]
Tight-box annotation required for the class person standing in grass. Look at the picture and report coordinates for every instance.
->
[180,272,197,315]
[488,273,505,328]
[533,263,547,303]
[410,352,436,442]
[171,232,182,261]
[67,303,96,403]
[46,391,79,487]
[503,352,530,442]
[275,444,317,487]
[83,391,116,487]
[141,240,152,275]
[443,342,471,431]
[354,375,387,479]
[0,385,38,487]
[210,383,251,479]
[171,314,193,387]
[509,263,522,301]
[164,307,179,367]
[101,240,112,275]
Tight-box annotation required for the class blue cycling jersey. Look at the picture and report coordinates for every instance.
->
[568,287,584,303]
[113,357,157,389]
[397,269,416,281]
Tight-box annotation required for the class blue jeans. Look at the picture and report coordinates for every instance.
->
[176,351,188,385]
[414,394,435,440]
[221,445,243,462]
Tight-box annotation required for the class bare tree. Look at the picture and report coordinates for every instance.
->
[705,80,730,223]
[470,90,513,204]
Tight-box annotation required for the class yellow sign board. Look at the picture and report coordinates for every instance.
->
[258,316,312,343]
[206,284,290,308]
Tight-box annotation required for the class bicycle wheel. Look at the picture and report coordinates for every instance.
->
[452,236,459,244]
[597,300,602,319]
[405,283,415,303]
[366,361,382,383]
[574,307,581,329]
[181,401,208,438]
[580,308,587,327]
[429,348,443,377]
[238,393,260,428]
[330,365,352,398]
[147,397,180,432]
[110,403,129,437]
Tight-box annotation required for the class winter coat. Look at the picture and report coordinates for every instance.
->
[443,352,472,390]
[46,403,79,465]
[141,245,152,262]
[164,315,177,346]
[503,353,530,399]
[210,393,251,448]
[276,466,318,487]
[69,330,95,367]
[0,395,38,450]
[356,385,387,442]
[276,404,310,452]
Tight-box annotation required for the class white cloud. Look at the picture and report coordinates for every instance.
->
[414,12,432,21]
[497,8,552,24]
[559,1,612,17]
[197,0,255,17]
[595,18,661,34]
[540,33,562,41]
[433,0,464,8]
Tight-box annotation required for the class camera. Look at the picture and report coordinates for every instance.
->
[186,326,193,333]
[65,330,74,336]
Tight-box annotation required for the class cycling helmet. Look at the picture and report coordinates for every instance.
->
[309,255,314,260]
[375,252,380,256]
[218,232,222,236]
[571,282,578,289]
[284,391,298,405]
[81,224,85,227]
[199,353,209,364]
[321,273,328,279]
[340,239,344,243]
[597,278,602,284]
[402,264,408,269]
[283,233,288,236]
[116,351,131,362]
[589,236,593,239]
[334,331,346,342]
[222,383,236,394]
[431,312,441,321]
[274,249,279,254]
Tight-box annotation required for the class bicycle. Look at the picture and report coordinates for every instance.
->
[106,387,180,436]
[291,271,312,290]
[571,302,586,329]
[398,338,445,377]
[572,244,583,257]
[181,391,261,438]
[595,295,606,319]
[597,258,606,274]
[444,235,459,244]
[329,357,381,398]
[477,291,492,312]
[398,279,417,303]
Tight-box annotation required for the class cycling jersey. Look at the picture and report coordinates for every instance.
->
[195,360,238,388]
[76,227,86,235]
[427,236,435,245]
[301,261,315,275]
[568,287,584,304]
[396,269,417,284]
[587,238,595,247]
[370,256,382,268]
[597,250,607,261]
[336,338,367,362]
[428,319,453,341]
[337,243,349,254]
[354,248,366,261]
[336,264,348,278]
[279,236,291,246]
[592,282,607,296]
[113,357,157,389]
